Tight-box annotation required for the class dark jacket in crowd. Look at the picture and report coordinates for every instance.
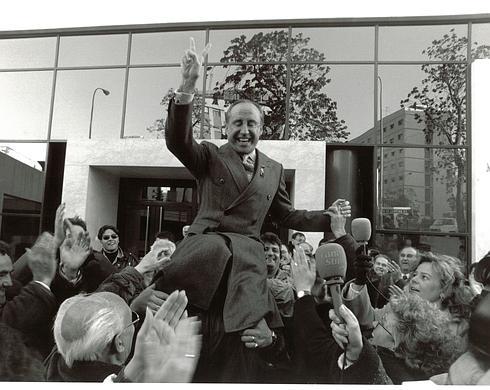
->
[50,252,115,304]
[93,247,139,273]
[292,295,391,384]
[45,350,121,382]
[0,281,57,358]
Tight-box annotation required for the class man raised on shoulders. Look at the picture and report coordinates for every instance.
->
[155,38,351,383]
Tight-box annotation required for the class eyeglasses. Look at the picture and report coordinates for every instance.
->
[121,311,140,332]
[102,234,118,240]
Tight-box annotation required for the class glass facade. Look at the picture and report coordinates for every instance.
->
[1,16,488,267]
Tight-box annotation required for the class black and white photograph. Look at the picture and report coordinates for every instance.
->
[1,0,490,385]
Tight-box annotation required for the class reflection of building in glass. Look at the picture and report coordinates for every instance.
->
[351,107,458,230]
[0,150,44,258]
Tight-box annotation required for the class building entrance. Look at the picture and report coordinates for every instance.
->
[117,178,198,259]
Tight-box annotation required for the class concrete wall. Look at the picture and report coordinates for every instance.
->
[62,138,327,249]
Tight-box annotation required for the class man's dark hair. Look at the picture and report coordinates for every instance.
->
[155,230,175,243]
[474,255,490,286]
[261,232,282,250]
[63,216,87,232]
[0,241,11,257]
[224,99,265,125]
[318,237,330,247]
[292,232,305,240]
[97,225,120,240]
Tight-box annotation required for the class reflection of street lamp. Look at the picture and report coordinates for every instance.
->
[88,87,110,139]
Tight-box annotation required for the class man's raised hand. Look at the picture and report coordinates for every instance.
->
[180,37,212,93]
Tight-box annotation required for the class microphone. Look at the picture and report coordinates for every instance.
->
[351,218,372,255]
[315,243,347,317]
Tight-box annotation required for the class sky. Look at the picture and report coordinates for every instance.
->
[1,0,490,31]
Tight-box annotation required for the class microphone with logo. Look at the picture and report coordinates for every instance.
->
[315,242,347,317]
[351,217,372,255]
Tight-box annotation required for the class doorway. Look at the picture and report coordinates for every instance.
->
[117,178,198,258]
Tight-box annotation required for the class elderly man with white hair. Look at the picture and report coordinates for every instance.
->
[46,289,201,382]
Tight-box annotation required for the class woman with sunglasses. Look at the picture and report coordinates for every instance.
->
[95,225,139,272]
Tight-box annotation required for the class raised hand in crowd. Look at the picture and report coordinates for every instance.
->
[25,232,57,287]
[329,304,363,364]
[130,284,170,315]
[386,260,402,282]
[124,291,201,382]
[53,202,66,248]
[324,199,349,238]
[290,245,316,293]
[179,37,211,93]
[388,284,405,299]
[59,221,91,280]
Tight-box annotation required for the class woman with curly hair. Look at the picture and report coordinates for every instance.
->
[343,252,474,383]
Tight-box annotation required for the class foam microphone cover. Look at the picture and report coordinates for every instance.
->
[351,218,372,242]
[315,243,347,280]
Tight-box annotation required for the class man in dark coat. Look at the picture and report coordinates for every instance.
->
[154,38,351,382]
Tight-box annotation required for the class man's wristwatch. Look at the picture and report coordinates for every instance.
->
[297,290,311,298]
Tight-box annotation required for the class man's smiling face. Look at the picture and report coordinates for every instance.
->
[225,102,263,155]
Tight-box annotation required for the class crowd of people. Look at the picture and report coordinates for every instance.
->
[1,203,489,384]
[1,37,489,384]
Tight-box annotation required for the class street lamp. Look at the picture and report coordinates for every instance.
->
[88,87,110,139]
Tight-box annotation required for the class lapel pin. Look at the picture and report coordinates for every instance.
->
[260,166,265,177]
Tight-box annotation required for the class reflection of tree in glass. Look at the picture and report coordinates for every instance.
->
[146,89,206,139]
[217,31,348,141]
[400,29,490,231]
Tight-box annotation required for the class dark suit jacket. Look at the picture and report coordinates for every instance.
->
[155,100,332,332]
[292,295,390,384]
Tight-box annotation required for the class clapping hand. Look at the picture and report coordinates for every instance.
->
[125,290,201,383]
[388,284,405,299]
[53,203,66,248]
[180,37,212,93]
[290,245,316,293]
[130,284,170,315]
[386,260,402,282]
[26,232,57,286]
[60,221,91,277]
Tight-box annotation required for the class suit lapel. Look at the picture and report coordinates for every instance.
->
[219,143,249,193]
[226,149,272,210]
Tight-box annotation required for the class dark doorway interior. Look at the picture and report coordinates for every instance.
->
[118,178,198,259]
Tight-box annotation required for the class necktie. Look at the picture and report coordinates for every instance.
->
[242,155,255,182]
[403,274,408,281]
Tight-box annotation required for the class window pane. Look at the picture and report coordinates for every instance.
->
[51,69,125,139]
[379,25,467,61]
[131,31,206,64]
[289,64,374,141]
[379,147,467,233]
[208,28,289,63]
[58,34,128,67]
[124,67,183,138]
[0,37,57,69]
[291,27,374,61]
[374,233,468,270]
[0,142,46,260]
[0,214,41,260]
[0,143,46,172]
[203,65,286,140]
[472,23,490,60]
[0,71,53,140]
[378,65,467,146]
